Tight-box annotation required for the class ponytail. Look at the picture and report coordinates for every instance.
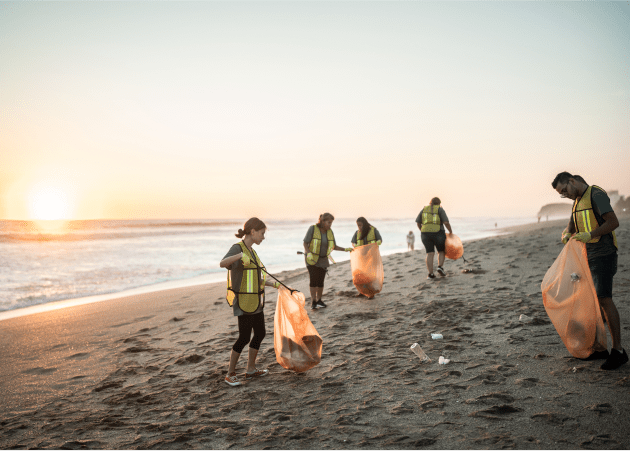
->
[316,212,335,227]
[235,217,266,238]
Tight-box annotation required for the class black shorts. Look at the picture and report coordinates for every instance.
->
[420,230,446,253]
[588,252,617,299]
[307,265,327,287]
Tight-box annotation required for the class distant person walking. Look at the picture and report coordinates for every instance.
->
[304,213,352,310]
[416,197,453,279]
[406,231,415,251]
[552,172,627,370]
[220,217,282,386]
[351,217,382,248]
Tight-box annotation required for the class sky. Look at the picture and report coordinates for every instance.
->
[1,1,629,221]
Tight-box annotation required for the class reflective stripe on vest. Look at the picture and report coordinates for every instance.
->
[572,185,618,248]
[421,205,441,233]
[356,226,376,246]
[307,225,335,265]
[226,241,266,313]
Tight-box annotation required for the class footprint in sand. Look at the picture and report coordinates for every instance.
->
[22,367,57,375]
[66,352,90,360]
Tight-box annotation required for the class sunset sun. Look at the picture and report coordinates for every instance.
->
[29,186,73,220]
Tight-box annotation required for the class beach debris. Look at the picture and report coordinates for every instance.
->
[410,343,431,363]
[519,314,533,323]
[431,333,443,340]
[438,356,450,365]
[570,272,580,282]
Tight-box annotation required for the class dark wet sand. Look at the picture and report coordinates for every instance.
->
[1,217,629,449]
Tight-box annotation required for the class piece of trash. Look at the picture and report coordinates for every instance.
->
[410,343,431,363]
[519,314,532,322]
[572,367,577,373]
[570,272,580,282]
[438,356,450,365]
[431,333,443,340]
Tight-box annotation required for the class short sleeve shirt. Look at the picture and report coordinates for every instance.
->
[303,225,335,269]
[415,206,449,233]
[223,242,264,316]
[577,187,617,259]
[351,227,383,245]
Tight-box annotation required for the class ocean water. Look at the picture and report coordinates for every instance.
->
[0,217,535,317]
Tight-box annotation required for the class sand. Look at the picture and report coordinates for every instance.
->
[1,217,629,449]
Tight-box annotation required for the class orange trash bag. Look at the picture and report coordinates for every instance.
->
[350,243,384,297]
[541,239,607,359]
[274,286,323,373]
[444,233,464,260]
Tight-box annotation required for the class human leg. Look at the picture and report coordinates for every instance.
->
[246,312,267,373]
[599,297,622,351]
[588,253,626,369]
[226,314,255,385]
[425,252,435,276]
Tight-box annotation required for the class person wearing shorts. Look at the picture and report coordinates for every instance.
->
[416,197,453,279]
[553,172,626,370]
[303,213,352,310]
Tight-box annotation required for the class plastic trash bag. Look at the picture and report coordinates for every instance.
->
[350,243,384,297]
[445,233,464,260]
[274,287,322,372]
[541,239,607,359]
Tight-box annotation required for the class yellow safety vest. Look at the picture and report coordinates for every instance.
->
[356,226,376,246]
[307,225,335,266]
[226,241,267,313]
[420,205,441,233]
[572,185,618,248]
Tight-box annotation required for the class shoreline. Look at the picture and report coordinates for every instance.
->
[0,218,547,322]
[1,216,628,449]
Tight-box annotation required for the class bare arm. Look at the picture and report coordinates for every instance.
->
[443,222,453,234]
[220,253,242,268]
[303,242,310,254]
[589,211,619,238]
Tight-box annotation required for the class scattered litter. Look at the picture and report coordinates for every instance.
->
[438,356,450,365]
[570,272,580,282]
[572,367,577,373]
[431,333,443,340]
[410,343,431,363]
[519,314,532,322]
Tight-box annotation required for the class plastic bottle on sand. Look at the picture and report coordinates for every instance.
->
[410,343,431,363]
[431,333,443,340]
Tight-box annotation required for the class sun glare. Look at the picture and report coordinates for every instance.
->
[29,186,72,220]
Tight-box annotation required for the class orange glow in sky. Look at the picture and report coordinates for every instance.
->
[1,2,629,220]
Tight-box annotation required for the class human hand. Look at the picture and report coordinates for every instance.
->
[376,240,382,246]
[572,232,591,243]
[344,247,353,252]
[241,253,251,266]
[561,232,571,244]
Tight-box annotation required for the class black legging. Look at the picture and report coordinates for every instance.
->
[307,265,327,287]
[233,312,266,354]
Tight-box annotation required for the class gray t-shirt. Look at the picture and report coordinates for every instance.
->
[351,227,383,245]
[223,242,264,316]
[570,187,617,259]
[303,225,336,269]
[415,206,450,233]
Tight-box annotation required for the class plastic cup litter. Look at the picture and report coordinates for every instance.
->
[410,343,431,363]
